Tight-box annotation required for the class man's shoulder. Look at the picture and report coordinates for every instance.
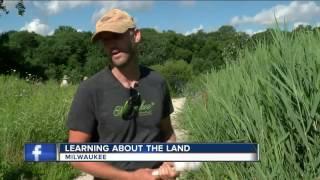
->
[141,65,166,85]
[78,68,108,90]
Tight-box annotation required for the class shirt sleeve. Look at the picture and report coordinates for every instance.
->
[67,83,97,134]
[162,80,174,119]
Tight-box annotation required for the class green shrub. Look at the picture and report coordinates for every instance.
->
[150,59,193,96]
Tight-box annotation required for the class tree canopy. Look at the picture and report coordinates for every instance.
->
[0,0,25,16]
[1,24,319,94]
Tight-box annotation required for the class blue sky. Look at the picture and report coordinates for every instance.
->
[1,1,320,36]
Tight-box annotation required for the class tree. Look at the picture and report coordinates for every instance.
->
[217,25,236,34]
[138,28,170,66]
[191,57,213,75]
[248,28,274,49]
[0,31,14,73]
[0,31,43,77]
[174,47,192,63]
[151,59,193,95]
[0,0,25,16]
[313,26,320,34]
[293,25,312,33]
[84,42,108,76]
[54,26,78,34]
[29,26,93,81]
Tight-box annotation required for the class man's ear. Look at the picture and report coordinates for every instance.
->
[134,29,141,43]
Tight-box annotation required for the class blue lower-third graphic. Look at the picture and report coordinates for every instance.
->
[25,143,57,162]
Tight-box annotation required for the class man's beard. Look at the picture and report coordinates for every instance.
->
[110,56,130,68]
[110,50,136,68]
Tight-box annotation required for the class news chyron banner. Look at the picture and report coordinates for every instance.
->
[25,143,259,162]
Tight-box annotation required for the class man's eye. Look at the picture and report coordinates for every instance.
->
[102,37,111,41]
[114,34,122,39]
[102,34,123,41]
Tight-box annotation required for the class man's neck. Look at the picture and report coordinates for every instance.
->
[110,61,140,89]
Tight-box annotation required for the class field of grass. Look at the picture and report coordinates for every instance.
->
[181,30,320,179]
[0,77,79,179]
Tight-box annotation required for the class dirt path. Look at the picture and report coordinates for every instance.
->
[171,97,188,142]
[75,97,187,180]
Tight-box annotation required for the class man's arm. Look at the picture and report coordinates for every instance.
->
[159,116,176,143]
[158,116,180,179]
[68,130,156,180]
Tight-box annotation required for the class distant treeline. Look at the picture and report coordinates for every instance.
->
[0,25,319,94]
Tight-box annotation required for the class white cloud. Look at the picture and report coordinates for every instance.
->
[293,22,309,28]
[244,29,265,36]
[20,19,51,36]
[33,1,92,15]
[230,1,320,26]
[77,29,83,32]
[184,24,204,36]
[33,1,153,18]
[48,30,55,36]
[315,22,320,27]
[32,1,153,29]
[2,0,20,10]
[91,1,153,23]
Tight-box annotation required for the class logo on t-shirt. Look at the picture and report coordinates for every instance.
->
[113,100,155,117]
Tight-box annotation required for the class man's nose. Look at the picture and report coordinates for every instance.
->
[104,40,116,49]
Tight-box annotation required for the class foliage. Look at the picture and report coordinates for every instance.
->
[182,29,320,179]
[151,60,193,96]
[0,0,25,16]
[0,27,108,83]
[0,76,79,179]
[1,24,319,95]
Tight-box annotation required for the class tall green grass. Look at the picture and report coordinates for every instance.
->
[182,30,320,179]
[0,76,79,179]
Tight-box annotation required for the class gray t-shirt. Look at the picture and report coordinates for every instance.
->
[67,65,174,171]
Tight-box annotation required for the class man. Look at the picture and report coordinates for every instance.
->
[67,8,178,180]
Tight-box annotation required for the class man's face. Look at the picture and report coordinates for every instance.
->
[100,29,140,68]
